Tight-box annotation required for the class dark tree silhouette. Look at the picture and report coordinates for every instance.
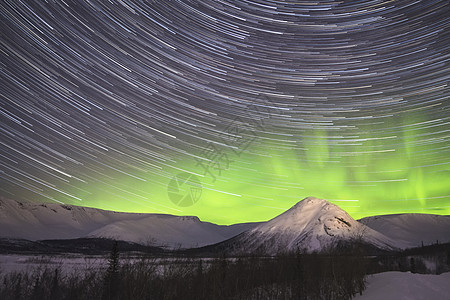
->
[103,241,120,300]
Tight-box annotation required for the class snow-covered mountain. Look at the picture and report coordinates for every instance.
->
[0,197,257,249]
[218,197,400,254]
[2,196,449,253]
[359,213,450,248]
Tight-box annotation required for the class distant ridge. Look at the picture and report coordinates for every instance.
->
[0,197,257,249]
[359,213,450,248]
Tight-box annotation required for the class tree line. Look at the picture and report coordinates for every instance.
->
[0,241,368,300]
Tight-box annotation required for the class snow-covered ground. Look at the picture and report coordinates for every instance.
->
[0,254,215,276]
[0,254,108,274]
[354,271,450,300]
[2,255,449,299]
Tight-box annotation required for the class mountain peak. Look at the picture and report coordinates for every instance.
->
[255,196,348,236]
[289,196,333,210]
[300,196,328,203]
[231,196,397,254]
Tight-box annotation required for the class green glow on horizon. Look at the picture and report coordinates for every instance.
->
[60,111,450,225]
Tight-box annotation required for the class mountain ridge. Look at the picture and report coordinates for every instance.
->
[0,197,258,249]
[1,196,449,253]
[359,213,450,248]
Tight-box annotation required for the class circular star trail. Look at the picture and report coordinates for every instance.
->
[1,0,449,224]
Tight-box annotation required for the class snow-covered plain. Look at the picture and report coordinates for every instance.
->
[354,271,450,300]
[0,254,218,279]
[0,254,107,274]
[2,255,449,300]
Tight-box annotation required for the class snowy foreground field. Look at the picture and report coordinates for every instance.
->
[1,254,449,299]
[0,254,108,274]
[0,254,209,275]
[355,271,450,300]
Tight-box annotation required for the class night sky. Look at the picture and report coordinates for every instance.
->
[1,0,449,224]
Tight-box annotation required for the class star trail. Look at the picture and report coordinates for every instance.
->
[1,0,449,224]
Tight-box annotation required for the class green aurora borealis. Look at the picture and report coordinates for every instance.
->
[66,109,450,225]
[1,0,449,225]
